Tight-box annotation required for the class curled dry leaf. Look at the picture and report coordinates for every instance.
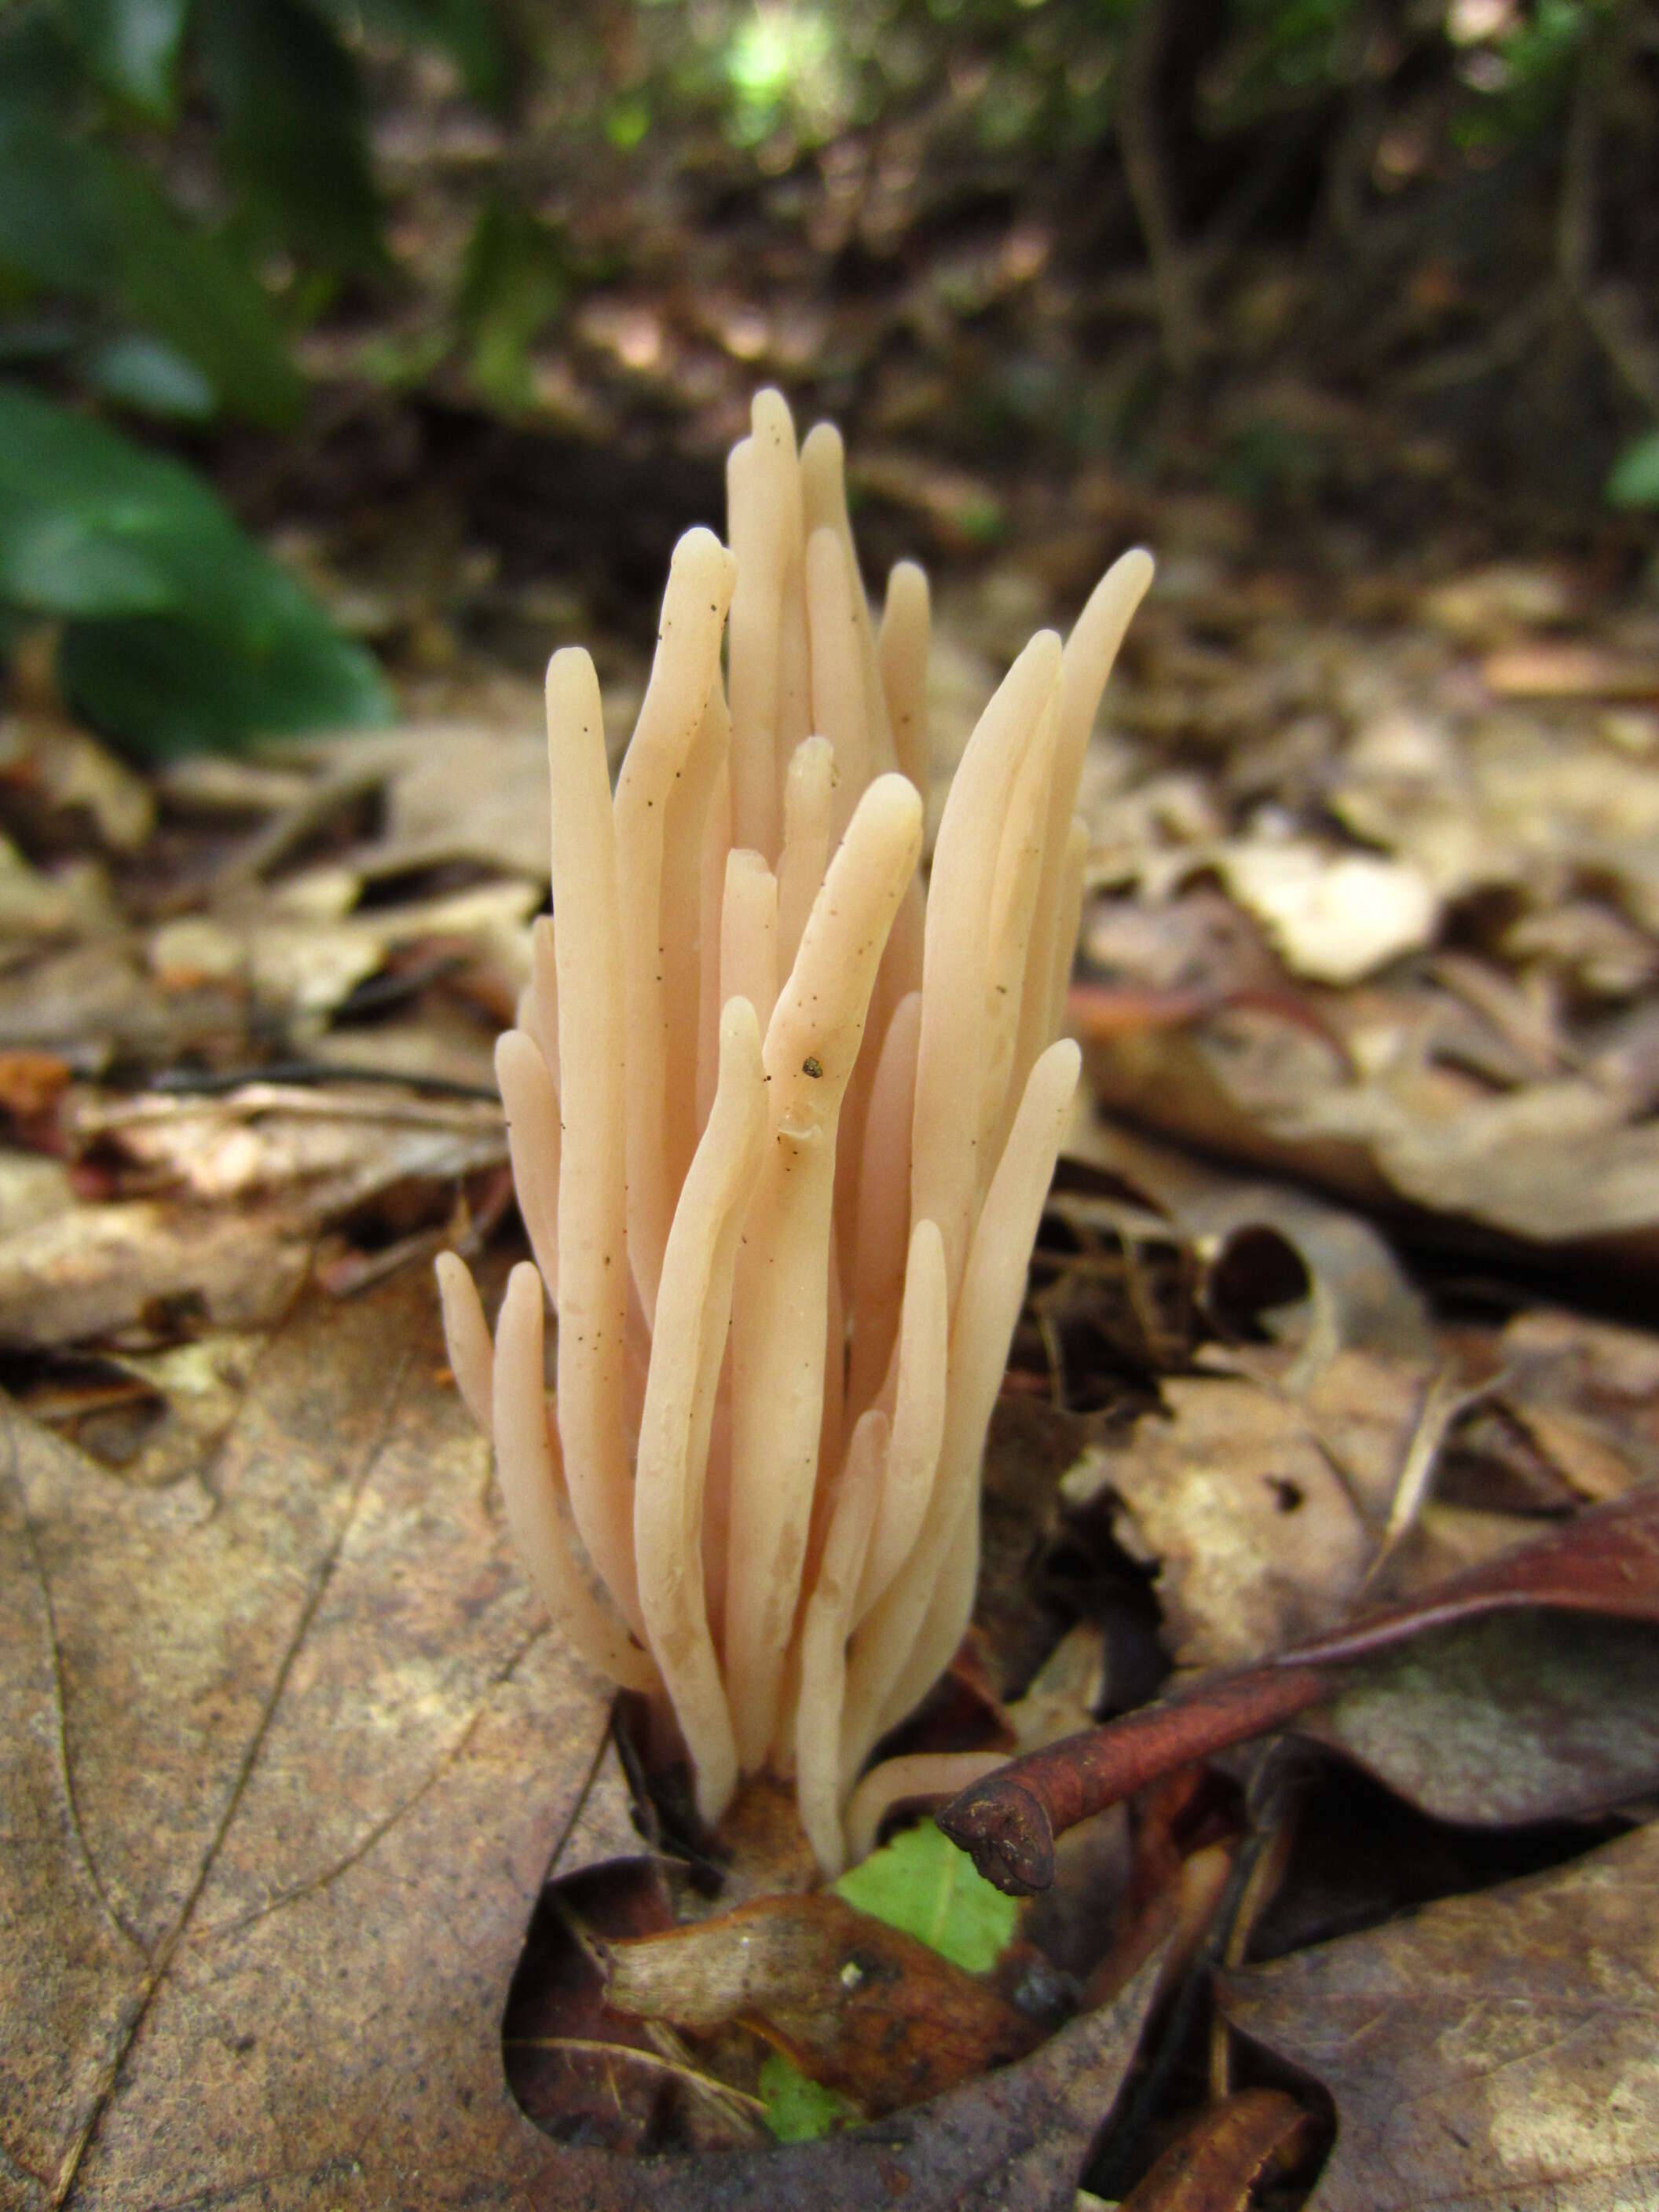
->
[1069,1118,1434,1382]
[1219,1822,1659,2210]
[1116,2089,1314,2212]
[604,1892,1042,2115]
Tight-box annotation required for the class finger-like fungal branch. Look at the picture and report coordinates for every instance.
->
[438,390,1150,1868]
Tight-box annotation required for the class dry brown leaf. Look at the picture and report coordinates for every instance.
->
[1422,563,1577,642]
[12,1331,266,1487]
[1483,643,1659,701]
[0,938,241,1066]
[1496,1309,1659,1500]
[1071,1119,1433,1379]
[1220,1822,1659,2210]
[0,1149,75,1239]
[1,1266,616,2208]
[1086,1020,1659,1265]
[1210,841,1438,984]
[0,711,155,852]
[0,1192,317,1349]
[0,1086,506,1350]
[1069,1353,1419,1669]
[290,717,552,884]
[605,1892,1042,2114]
[1117,2089,1313,2211]
[0,1052,72,1126]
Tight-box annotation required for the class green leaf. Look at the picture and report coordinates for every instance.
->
[60,605,390,754]
[0,7,82,131]
[832,1820,1020,1976]
[756,2053,859,2144]
[61,0,191,117]
[0,317,82,365]
[454,195,569,412]
[1607,428,1659,511]
[195,0,383,273]
[82,332,217,419]
[0,382,391,753]
[112,186,306,426]
[0,115,111,294]
[0,117,304,425]
[0,487,175,614]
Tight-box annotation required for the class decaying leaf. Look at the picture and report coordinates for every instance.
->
[1220,1822,1659,2210]
[1069,1353,1420,1669]
[1210,841,1438,985]
[604,1890,1041,2115]
[533,1950,1165,2212]
[1069,1118,1434,1380]
[1117,2089,1313,2212]
[1086,1015,1659,1266]
[1307,1612,1659,1827]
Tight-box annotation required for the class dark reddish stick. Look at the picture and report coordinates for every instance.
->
[939,1664,1331,1894]
[940,1485,1659,1895]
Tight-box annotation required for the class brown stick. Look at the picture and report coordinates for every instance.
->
[942,1484,1659,1893]
[939,1665,1330,1895]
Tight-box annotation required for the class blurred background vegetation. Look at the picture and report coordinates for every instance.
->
[2,0,1655,755]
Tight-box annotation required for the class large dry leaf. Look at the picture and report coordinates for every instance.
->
[1220,1821,1659,2210]
[1086,1022,1659,1265]
[3,1264,1170,2212]
[1306,1611,1659,1825]
[1,1267,614,2209]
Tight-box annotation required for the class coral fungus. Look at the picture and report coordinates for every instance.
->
[438,390,1150,1872]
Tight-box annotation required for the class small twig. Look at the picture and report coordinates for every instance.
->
[942,1487,1659,1892]
[78,1080,503,1133]
[147,1061,501,1104]
[547,1892,766,2141]
[1362,1364,1501,1590]
[939,1668,1328,1895]
[505,2035,766,2111]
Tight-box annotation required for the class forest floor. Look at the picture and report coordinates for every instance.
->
[4,391,1659,2208]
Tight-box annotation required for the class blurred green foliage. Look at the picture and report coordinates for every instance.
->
[0,0,504,752]
[0,0,1650,753]
[0,381,390,747]
[1607,429,1659,511]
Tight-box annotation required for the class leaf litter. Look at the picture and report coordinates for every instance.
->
[5,526,1659,2206]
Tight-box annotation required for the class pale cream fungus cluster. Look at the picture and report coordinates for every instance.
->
[438,390,1151,1873]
